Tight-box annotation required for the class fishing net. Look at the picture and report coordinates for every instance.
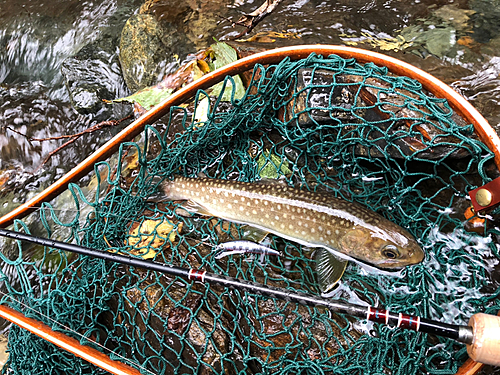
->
[1,52,500,375]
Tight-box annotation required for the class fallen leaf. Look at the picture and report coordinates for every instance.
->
[257,151,291,179]
[194,96,210,124]
[432,4,475,31]
[126,219,183,259]
[111,87,174,111]
[209,42,246,101]
[457,35,477,48]
[236,31,300,43]
[107,59,198,110]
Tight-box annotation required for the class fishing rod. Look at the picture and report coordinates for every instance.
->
[0,228,499,367]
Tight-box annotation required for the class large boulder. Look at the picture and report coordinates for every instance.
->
[119,13,188,92]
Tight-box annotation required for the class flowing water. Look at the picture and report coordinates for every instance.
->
[1,0,500,373]
[2,0,500,215]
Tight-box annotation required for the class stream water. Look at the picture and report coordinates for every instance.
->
[1,0,500,373]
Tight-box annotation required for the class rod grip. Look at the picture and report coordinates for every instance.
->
[466,313,500,366]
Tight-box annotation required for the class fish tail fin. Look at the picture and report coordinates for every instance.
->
[315,248,348,294]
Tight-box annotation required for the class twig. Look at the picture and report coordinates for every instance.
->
[226,0,285,39]
[37,115,133,172]
[4,115,134,173]
[4,126,34,144]
[30,116,133,143]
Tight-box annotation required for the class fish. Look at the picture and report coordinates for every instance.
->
[161,176,424,291]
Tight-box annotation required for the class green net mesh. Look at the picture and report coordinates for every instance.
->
[1,52,500,375]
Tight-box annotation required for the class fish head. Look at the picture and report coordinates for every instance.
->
[339,223,424,270]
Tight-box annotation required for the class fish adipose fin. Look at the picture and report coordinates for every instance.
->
[315,248,348,294]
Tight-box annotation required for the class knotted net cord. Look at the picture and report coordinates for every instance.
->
[1,53,499,375]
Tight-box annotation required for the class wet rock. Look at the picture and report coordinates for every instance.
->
[61,44,129,118]
[139,0,232,50]
[121,268,235,374]
[470,0,500,42]
[119,14,188,92]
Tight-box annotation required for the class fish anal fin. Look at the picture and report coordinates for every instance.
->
[315,248,348,294]
[241,225,270,243]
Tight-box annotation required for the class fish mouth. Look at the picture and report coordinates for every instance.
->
[374,254,424,270]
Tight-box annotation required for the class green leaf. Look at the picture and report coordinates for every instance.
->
[210,42,245,101]
[257,151,291,179]
[211,42,239,69]
[109,86,174,110]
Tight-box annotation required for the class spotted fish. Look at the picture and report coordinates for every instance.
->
[161,176,424,292]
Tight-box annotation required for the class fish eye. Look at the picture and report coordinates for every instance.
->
[382,245,400,259]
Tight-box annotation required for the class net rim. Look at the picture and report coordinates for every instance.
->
[0,45,496,375]
[2,45,498,228]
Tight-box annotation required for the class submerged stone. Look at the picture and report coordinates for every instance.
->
[61,43,129,118]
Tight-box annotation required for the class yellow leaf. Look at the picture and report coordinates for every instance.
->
[126,219,183,259]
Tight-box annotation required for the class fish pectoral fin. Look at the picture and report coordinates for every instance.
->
[315,248,348,294]
[146,190,165,203]
[178,200,213,216]
[241,225,270,243]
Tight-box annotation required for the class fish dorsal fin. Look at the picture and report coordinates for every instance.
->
[241,225,270,243]
[315,248,348,294]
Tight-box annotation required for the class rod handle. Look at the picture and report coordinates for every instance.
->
[466,313,500,366]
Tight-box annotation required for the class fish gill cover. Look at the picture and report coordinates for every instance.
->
[1,53,499,375]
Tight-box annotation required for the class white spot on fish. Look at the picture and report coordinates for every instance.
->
[311,228,315,233]
[327,230,332,235]
[239,206,244,211]
[335,229,340,235]
[227,204,232,209]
